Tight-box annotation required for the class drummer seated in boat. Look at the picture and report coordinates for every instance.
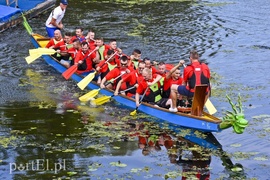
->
[114,61,146,97]
[135,68,173,109]
[99,56,132,90]
[74,41,100,75]
[95,50,120,84]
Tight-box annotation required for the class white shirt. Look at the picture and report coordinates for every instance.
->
[45,6,66,28]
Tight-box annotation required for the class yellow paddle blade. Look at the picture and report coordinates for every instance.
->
[79,88,100,102]
[77,71,96,90]
[29,49,38,56]
[130,110,137,116]
[205,98,217,115]
[92,96,111,105]
[29,48,56,56]
[25,54,42,64]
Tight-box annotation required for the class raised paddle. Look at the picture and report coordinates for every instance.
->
[92,86,136,105]
[62,48,97,80]
[130,87,149,116]
[77,51,117,90]
[79,72,127,102]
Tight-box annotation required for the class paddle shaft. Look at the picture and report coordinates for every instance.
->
[99,51,118,69]
[77,51,117,89]
[119,86,136,94]
[62,48,97,79]
[135,86,149,110]
[111,86,136,98]
[103,71,127,87]
[78,48,97,66]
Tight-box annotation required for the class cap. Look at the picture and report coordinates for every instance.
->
[60,0,68,5]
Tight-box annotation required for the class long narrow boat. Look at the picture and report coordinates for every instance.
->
[23,18,247,133]
[28,32,223,132]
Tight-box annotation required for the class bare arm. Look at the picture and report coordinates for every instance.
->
[135,92,140,107]
[50,18,63,29]
[147,74,163,87]
[114,79,123,96]
[165,60,185,80]
[100,77,107,89]
[92,47,100,64]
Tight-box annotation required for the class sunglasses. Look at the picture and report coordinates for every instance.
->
[121,63,128,66]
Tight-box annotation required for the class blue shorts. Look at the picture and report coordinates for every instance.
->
[46,26,58,38]
[177,85,194,97]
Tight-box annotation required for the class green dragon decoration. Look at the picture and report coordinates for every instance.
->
[219,94,248,134]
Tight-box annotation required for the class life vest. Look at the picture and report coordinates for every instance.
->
[66,44,73,49]
[100,61,117,79]
[132,60,139,69]
[65,44,73,61]
[53,38,63,45]
[143,82,162,103]
[187,63,210,92]
[98,45,105,60]
[53,39,63,57]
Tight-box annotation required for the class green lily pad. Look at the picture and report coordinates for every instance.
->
[67,171,77,176]
[230,143,242,147]
[110,161,127,167]
[254,157,268,161]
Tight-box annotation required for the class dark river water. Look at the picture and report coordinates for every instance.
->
[1,0,270,179]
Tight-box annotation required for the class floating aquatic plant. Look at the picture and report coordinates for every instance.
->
[110,161,127,167]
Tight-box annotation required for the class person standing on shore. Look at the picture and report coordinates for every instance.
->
[45,0,68,38]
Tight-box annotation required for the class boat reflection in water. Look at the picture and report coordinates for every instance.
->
[129,121,246,180]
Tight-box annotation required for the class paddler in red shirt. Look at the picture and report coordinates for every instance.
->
[74,42,99,75]
[104,39,123,62]
[135,68,172,108]
[100,56,132,90]
[70,27,86,43]
[128,49,143,70]
[96,50,120,84]
[54,32,73,67]
[114,61,146,97]
[143,57,157,75]
[45,29,63,49]
[67,39,81,66]
[162,60,184,98]
[95,37,106,61]
[169,50,211,112]
[85,29,96,50]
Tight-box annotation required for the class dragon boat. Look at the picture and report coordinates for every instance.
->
[22,16,248,133]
